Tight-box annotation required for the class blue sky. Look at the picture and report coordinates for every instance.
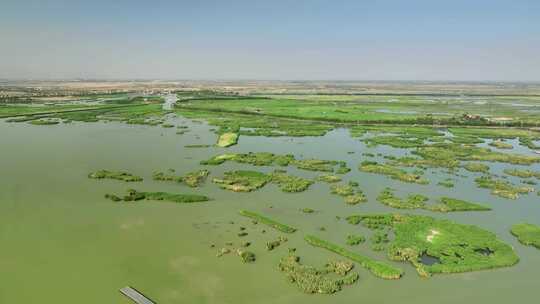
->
[1,0,539,80]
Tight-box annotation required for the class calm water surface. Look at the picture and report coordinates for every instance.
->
[0,116,539,304]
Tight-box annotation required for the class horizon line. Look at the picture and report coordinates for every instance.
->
[1,78,540,84]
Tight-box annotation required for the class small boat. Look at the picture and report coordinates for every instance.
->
[535,150,540,155]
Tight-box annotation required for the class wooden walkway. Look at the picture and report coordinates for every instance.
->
[119,286,156,304]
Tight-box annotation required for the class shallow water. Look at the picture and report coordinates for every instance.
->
[375,109,418,114]
[1,116,539,304]
[420,254,440,266]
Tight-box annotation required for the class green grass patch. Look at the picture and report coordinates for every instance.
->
[216,132,239,147]
[489,140,513,149]
[504,168,540,179]
[293,159,344,172]
[414,143,540,166]
[270,170,314,192]
[183,169,210,187]
[449,127,539,140]
[153,169,209,187]
[317,174,342,183]
[475,176,534,199]
[510,223,540,249]
[351,126,444,138]
[394,142,540,170]
[359,161,429,184]
[278,255,359,294]
[210,168,313,193]
[346,235,366,246]
[88,170,143,182]
[448,136,484,144]
[176,107,335,137]
[330,184,355,196]
[237,249,256,263]
[301,208,315,213]
[463,163,490,173]
[213,170,270,192]
[201,152,348,173]
[330,183,367,205]
[426,197,491,212]
[377,188,428,209]
[266,236,288,251]
[105,189,209,203]
[437,178,455,188]
[364,135,425,149]
[152,169,182,182]
[239,210,297,233]
[212,170,271,192]
[377,188,490,212]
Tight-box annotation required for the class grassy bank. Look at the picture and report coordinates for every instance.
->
[239,210,297,233]
[304,235,403,279]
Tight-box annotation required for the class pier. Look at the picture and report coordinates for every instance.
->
[119,286,156,304]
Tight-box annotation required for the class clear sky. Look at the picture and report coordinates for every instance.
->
[1,0,539,81]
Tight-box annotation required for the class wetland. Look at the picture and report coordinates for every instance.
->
[2,82,540,304]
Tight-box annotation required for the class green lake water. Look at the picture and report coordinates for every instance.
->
[1,116,539,304]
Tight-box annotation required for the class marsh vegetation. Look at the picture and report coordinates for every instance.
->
[239,210,297,233]
[201,152,350,173]
[105,189,210,203]
[346,214,519,277]
[88,170,143,182]
[278,255,359,294]
[377,188,491,212]
[510,223,540,249]
[304,235,404,279]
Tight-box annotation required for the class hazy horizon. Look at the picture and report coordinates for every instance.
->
[1,0,539,81]
[2,78,540,84]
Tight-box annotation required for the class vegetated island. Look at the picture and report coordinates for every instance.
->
[510,223,540,249]
[346,214,519,277]
[278,255,359,294]
[88,170,143,182]
[105,189,210,203]
[377,188,491,212]
[239,210,297,233]
[153,169,210,187]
